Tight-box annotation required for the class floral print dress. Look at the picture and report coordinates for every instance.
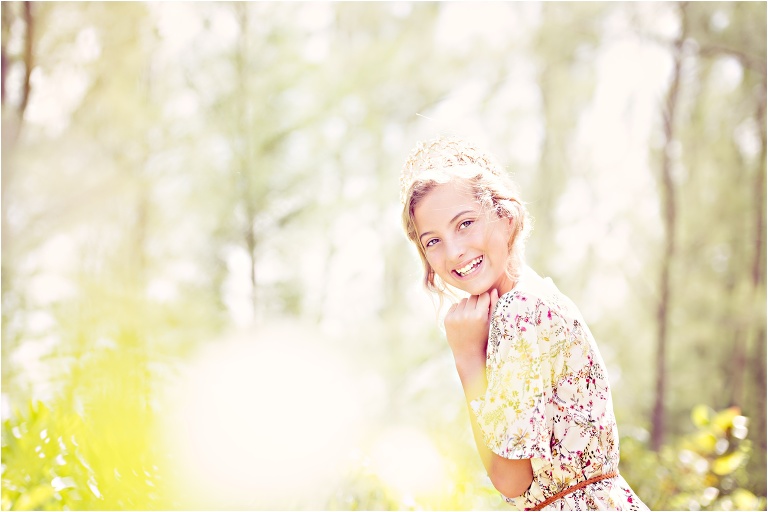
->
[470,266,648,510]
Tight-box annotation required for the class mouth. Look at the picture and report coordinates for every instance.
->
[454,256,483,278]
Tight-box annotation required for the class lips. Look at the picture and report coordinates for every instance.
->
[454,256,483,277]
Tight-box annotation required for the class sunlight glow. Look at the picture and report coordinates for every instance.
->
[162,324,364,509]
[221,245,255,326]
[370,426,450,498]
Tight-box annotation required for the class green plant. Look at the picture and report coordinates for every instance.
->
[2,401,99,511]
[2,399,165,511]
[620,406,766,511]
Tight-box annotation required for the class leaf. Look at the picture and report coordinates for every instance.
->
[711,451,746,476]
[731,489,759,510]
[691,404,713,428]
[712,406,741,433]
[10,484,55,511]
[690,431,718,454]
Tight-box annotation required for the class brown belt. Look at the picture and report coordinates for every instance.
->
[529,471,618,510]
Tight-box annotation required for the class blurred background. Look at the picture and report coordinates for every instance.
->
[1,2,765,510]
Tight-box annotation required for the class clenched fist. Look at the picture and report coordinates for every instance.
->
[444,288,500,364]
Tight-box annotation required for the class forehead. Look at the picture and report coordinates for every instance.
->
[413,181,478,229]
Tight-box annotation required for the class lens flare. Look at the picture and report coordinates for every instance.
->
[161,324,363,509]
[370,426,450,498]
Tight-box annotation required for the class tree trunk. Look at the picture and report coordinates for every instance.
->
[19,2,33,115]
[751,74,766,294]
[233,3,259,319]
[730,326,746,406]
[1,1,34,407]
[1,7,8,106]
[748,71,767,492]
[651,1,687,452]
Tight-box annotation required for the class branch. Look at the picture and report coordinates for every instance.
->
[19,1,33,117]
[633,16,766,78]
[697,42,767,76]
[1,26,6,107]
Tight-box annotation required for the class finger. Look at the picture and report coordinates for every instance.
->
[451,298,466,315]
[475,292,490,312]
[466,295,479,310]
[490,288,499,315]
[446,302,459,321]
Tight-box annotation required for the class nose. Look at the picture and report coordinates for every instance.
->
[445,236,465,265]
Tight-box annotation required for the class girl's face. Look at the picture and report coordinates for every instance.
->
[413,180,516,297]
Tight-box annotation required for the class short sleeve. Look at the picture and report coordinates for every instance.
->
[469,293,553,461]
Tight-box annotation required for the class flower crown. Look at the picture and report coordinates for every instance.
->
[399,135,506,205]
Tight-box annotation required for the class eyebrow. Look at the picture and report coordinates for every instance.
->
[418,209,474,243]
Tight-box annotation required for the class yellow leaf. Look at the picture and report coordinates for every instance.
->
[712,407,741,433]
[711,451,746,476]
[690,431,717,454]
[10,485,54,511]
[731,489,759,510]
[691,404,713,428]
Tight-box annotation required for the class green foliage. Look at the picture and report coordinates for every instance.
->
[2,399,166,511]
[4,399,765,511]
[324,429,509,511]
[621,406,766,511]
[2,401,89,511]
[1,1,765,510]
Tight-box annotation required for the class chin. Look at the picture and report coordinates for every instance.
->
[455,282,492,297]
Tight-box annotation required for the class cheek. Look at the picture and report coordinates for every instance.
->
[424,251,441,271]
[481,223,500,245]
[486,226,511,255]
[424,250,452,279]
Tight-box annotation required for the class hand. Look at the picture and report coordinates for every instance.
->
[444,288,500,363]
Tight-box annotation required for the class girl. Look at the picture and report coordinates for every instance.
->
[400,136,647,510]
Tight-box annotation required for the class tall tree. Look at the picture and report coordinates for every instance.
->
[1,1,35,401]
[651,1,688,451]
[527,2,607,274]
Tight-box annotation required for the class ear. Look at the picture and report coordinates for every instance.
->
[505,215,518,252]
[505,214,516,233]
[426,265,436,283]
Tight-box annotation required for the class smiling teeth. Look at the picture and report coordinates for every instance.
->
[456,257,482,276]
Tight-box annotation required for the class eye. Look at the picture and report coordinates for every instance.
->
[425,238,439,248]
[458,219,473,230]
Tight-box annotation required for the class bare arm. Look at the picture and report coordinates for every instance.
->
[445,291,534,499]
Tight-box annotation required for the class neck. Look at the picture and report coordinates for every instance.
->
[496,274,518,296]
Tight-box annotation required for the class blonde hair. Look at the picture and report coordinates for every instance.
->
[400,135,532,299]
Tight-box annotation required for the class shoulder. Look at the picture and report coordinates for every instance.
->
[493,267,578,331]
[495,268,560,314]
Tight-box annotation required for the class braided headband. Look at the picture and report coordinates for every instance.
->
[399,135,506,205]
